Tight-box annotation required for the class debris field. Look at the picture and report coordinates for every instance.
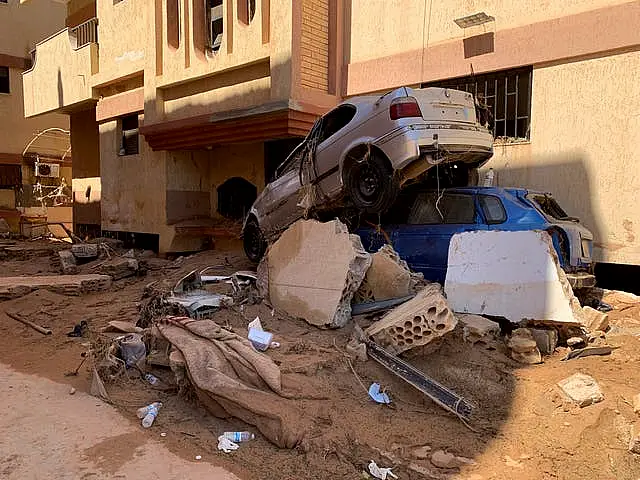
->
[1,232,640,480]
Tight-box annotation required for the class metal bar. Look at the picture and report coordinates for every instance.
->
[503,76,508,137]
[364,339,474,420]
[493,78,498,134]
[515,73,519,137]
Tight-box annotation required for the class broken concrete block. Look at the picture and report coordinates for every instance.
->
[507,329,542,364]
[529,328,558,355]
[261,219,371,328]
[633,394,640,415]
[411,445,432,460]
[567,336,586,348]
[71,243,99,259]
[366,284,457,354]
[458,314,500,345]
[355,245,411,302]
[582,306,609,332]
[98,257,140,280]
[57,250,78,275]
[0,274,112,300]
[558,373,604,407]
[444,231,585,324]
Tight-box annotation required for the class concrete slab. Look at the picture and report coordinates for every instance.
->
[457,313,500,345]
[444,231,585,324]
[261,219,371,328]
[0,274,112,300]
[366,283,457,354]
[356,245,411,302]
[582,306,609,332]
[558,373,604,407]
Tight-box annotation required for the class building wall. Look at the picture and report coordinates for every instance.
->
[99,115,169,241]
[485,51,640,265]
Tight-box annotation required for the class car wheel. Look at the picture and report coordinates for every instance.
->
[243,217,267,263]
[345,151,399,213]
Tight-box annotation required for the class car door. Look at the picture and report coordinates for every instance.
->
[311,104,358,197]
[392,192,487,283]
[258,144,306,235]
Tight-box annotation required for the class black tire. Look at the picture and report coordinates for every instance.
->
[243,217,267,263]
[345,151,399,213]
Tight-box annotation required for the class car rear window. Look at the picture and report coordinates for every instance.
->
[408,193,475,224]
[479,195,506,224]
[528,194,569,220]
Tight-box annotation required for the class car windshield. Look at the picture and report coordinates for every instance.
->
[528,193,573,221]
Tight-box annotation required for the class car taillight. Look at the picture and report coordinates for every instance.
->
[390,97,422,120]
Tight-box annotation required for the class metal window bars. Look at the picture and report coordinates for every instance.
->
[425,66,532,141]
[70,17,98,49]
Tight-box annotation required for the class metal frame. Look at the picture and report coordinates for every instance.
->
[425,66,533,141]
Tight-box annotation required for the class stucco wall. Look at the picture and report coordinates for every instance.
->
[0,67,69,155]
[99,116,169,237]
[482,51,640,265]
[0,0,66,58]
[349,0,635,63]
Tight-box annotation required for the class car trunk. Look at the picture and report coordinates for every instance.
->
[411,88,478,125]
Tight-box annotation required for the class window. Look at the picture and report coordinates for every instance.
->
[167,0,180,49]
[317,104,357,143]
[217,177,257,220]
[275,143,305,178]
[0,67,9,94]
[479,195,506,224]
[425,66,532,141]
[408,193,476,224]
[119,115,139,156]
[206,0,224,51]
[238,0,256,24]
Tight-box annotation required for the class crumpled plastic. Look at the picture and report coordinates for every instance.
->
[368,383,391,404]
[368,460,398,479]
[217,435,240,454]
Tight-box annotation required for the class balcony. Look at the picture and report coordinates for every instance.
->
[23,20,99,118]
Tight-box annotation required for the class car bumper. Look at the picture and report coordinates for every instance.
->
[375,123,494,171]
[565,271,596,289]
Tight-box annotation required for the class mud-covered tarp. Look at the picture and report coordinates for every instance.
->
[157,317,308,448]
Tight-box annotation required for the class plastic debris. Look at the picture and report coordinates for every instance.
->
[195,455,202,460]
[247,316,275,351]
[368,383,391,404]
[217,435,240,453]
[368,460,398,479]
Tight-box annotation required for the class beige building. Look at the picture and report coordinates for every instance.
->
[21,0,640,265]
[0,0,70,231]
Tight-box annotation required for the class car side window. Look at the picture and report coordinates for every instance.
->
[317,104,357,144]
[479,195,507,224]
[275,145,305,178]
[408,193,476,224]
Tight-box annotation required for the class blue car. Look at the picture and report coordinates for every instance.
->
[357,186,595,288]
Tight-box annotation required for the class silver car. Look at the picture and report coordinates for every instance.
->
[243,86,494,262]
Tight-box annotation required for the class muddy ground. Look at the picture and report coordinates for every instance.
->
[1,240,640,480]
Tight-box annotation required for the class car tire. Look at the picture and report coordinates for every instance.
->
[345,151,399,213]
[243,217,267,263]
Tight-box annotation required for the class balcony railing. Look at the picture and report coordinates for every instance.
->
[70,18,98,49]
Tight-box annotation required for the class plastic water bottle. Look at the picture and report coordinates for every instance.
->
[141,402,162,428]
[144,373,159,385]
[482,168,495,187]
[137,401,162,419]
[222,431,255,443]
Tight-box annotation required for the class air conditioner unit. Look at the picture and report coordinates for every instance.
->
[35,162,60,178]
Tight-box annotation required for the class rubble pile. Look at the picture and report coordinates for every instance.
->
[0,274,112,300]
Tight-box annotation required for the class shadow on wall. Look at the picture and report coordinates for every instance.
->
[57,68,64,108]
[488,156,602,261]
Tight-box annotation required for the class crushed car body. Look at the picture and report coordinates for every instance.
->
[357,186,595,288]
[243,86,493,261]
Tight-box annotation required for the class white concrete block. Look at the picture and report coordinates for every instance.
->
[444,231,584,324]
